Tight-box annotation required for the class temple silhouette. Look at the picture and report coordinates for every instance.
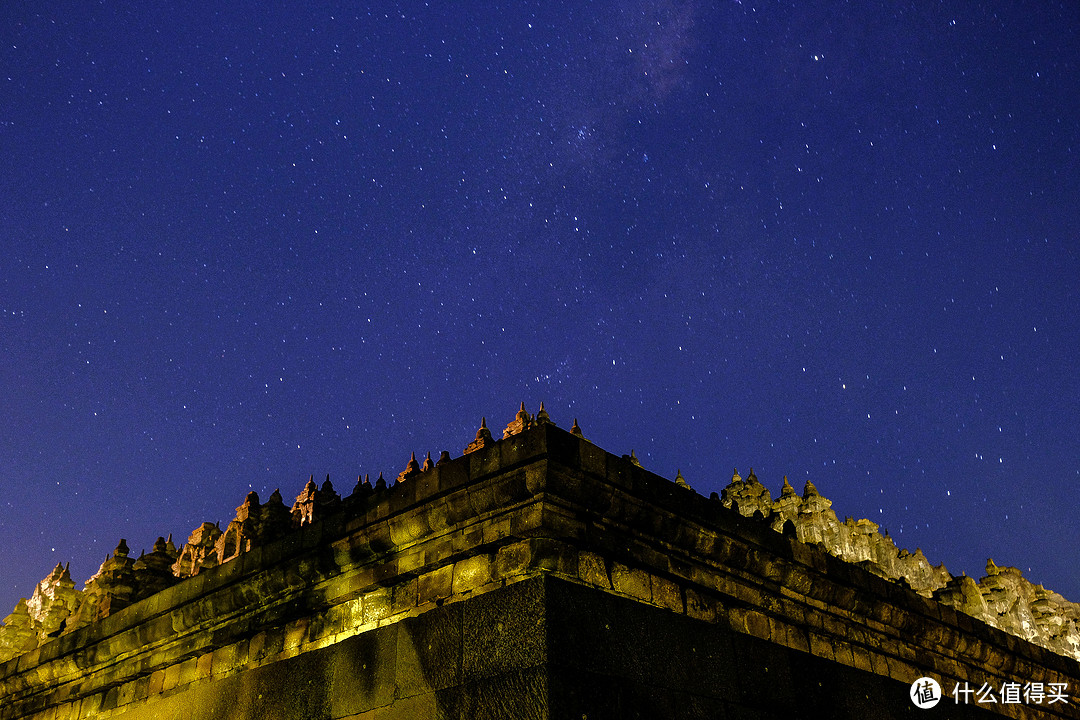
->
[1,404,1077,718]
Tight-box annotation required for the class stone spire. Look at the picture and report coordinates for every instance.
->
[398,452,422,483]
[721,467,772,518]
[133,537,179,601]
[25,563,79,641]
[172,523,223,578]
[72,540,138,625]
[353,474,374,499]
[464,417,493,454]
[0,600,38,662]
[570,418,584,438]
[503,402,533,438]
[421,451,434,472]
[674,469,690,490]
[535,401,552,426]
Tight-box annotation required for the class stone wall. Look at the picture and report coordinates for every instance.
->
[1,407,1078,718]
[720,468,1080,660]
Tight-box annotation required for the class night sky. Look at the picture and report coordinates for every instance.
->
[2,1,1078,617]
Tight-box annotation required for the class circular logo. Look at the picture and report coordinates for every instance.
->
[910,677,942,709]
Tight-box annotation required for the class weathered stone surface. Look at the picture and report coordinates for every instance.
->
[172,523,222,578]
[718,467,1080,663]
[0,407,1077,719]
[25,563,79,640]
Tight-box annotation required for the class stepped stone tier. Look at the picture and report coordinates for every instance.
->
[0,405,1077,719]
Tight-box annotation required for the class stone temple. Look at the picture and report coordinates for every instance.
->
[1,404,1078,718]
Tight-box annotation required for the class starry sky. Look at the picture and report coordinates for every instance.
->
[2,1,1078,616]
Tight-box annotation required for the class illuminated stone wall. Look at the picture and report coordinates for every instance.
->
[1,409,1078,718]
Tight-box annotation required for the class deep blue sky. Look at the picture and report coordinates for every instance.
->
[2,1,1078,615]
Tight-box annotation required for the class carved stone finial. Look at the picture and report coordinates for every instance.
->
[114,539,130,558]
[503,402,533,438]
[803,480,819,498]
[746,468,759,485]
[731,467,742,484]
[354,474,373,499]
[570,418,584,438]
[675,469,690,489]
[375,472,387,491]
[535,401,552,426]
[628,450,642,468]
[780,475,795,498]
[436,450,451,465]
[421,451,434,472]
[397,452,421,483]
[464,417,494,454]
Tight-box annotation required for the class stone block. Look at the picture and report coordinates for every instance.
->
[116,678,137,707]
[396,603,463,697]
[362,588,392,627]
[467,445,500,480]
[577,551,609,589]
[462,579,546,682]
[494,541,532,580]
[525,538,577,576]
[211,642,241,678]
[479,515,512,546]
[176,656,199,688]
[283,618,309,653]
[391,579,418,616]
[650,574,683,613]
[147,668,165,696]
[579,439,606,478]
[196,650,213,680]
[436,461,469,494]
[325,623,398,718]
[452,554,494,596]
[610,562,652,602]
[509,502,543,537]
[418,565,454,606]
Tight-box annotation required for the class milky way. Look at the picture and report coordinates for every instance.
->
[1,1,1078,615]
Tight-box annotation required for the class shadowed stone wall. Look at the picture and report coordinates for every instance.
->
[1,414,1078,718]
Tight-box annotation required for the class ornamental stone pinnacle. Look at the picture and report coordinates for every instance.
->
[398,452,421,483]
[503,402,533,438]
[464,417,493,454]
[2,409,1079,719]
[570,418,584,438]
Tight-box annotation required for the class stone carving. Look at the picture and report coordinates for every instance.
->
[397,452,421,484]
[65,540,139,633]
[0,601,36,662]
[133,537,179,601]
[25,563,79,640]
[291,476,341,527]
[502,402,533,438]
[173,522,223,577]
[463,417,493,454]
[718,470,1080,662]
[2,403,1079,671]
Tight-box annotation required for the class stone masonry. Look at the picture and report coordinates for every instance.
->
[0,406,1078,718]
